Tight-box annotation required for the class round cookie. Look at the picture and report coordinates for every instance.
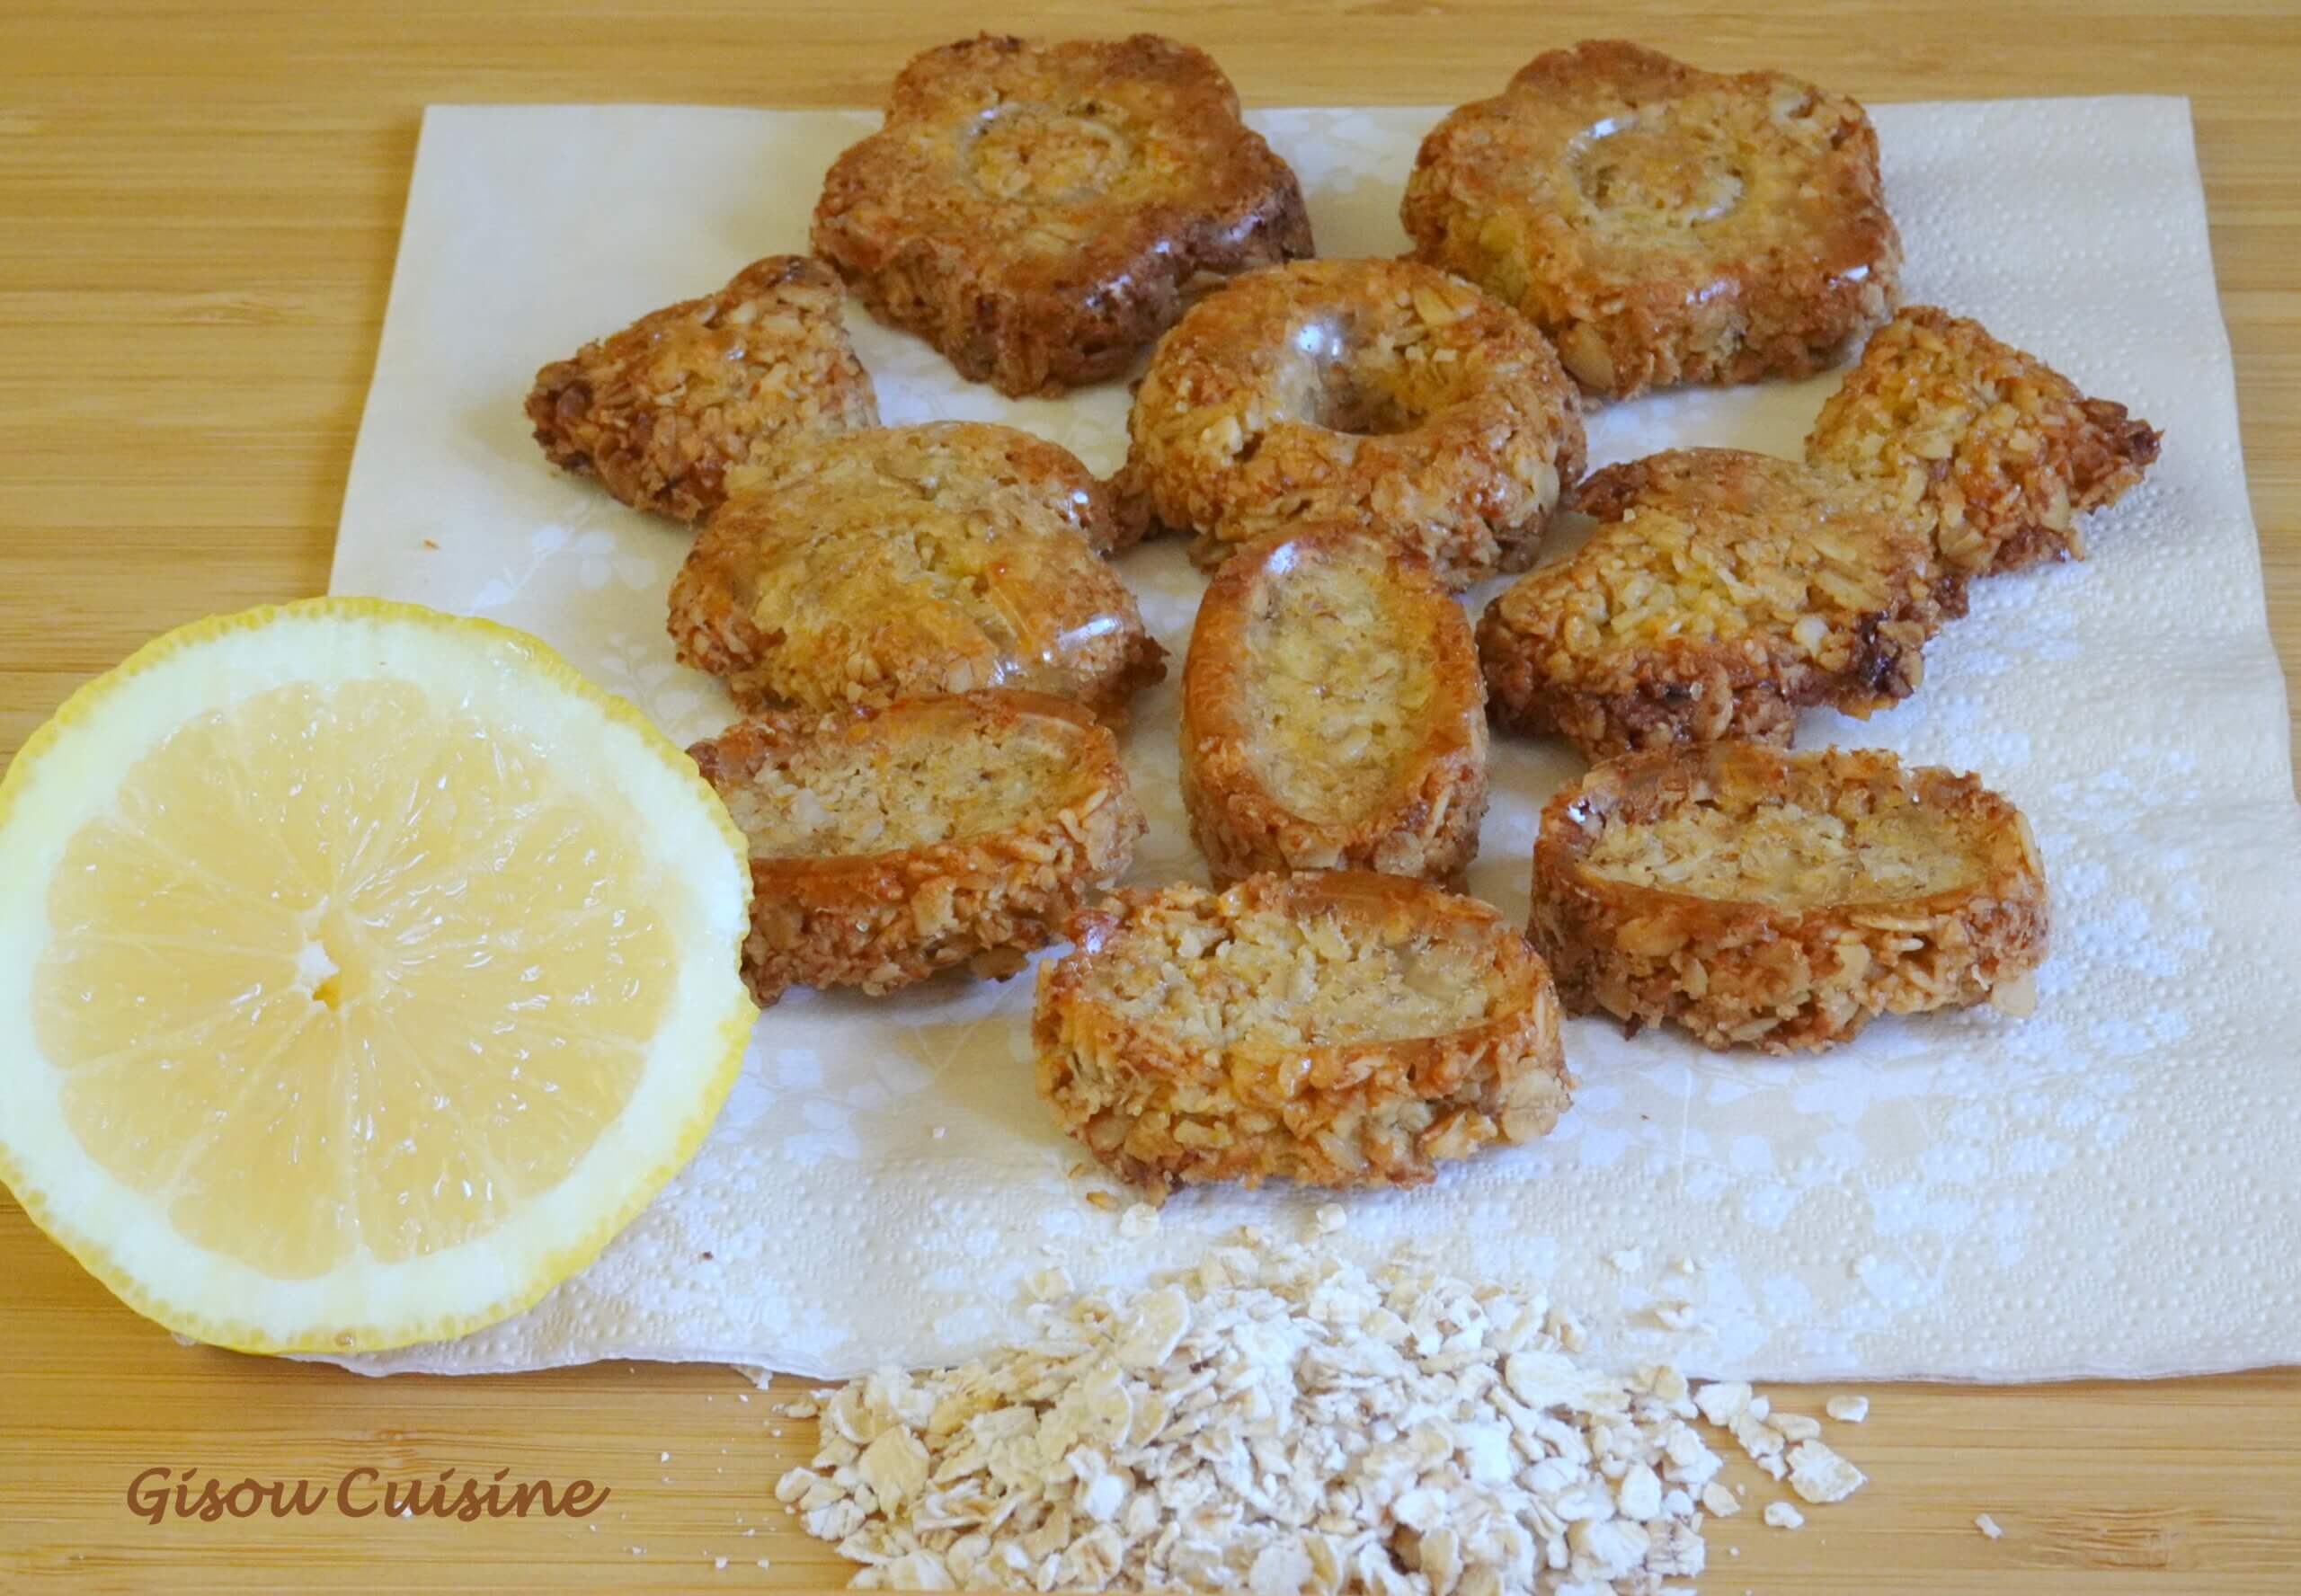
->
[813,33,1312,397]
[1117,258,1585,590]
[1402,40,1900,399]
[668,422,1165,718]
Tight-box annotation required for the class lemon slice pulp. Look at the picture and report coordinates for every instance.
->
[0,598,755,1352]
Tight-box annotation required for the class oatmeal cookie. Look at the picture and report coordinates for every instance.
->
[1116,258,1585,589]
[1401,40,1900,399]
[1182,525,1487,887]
[668,421,1165,718]
[690,692,1145,1005]
[525,255,875,521]
[1035,872,1570,1193]
[1478,448,1959,758]
[1533,742,2048,1051]
[1805,305,2163,575]
[813,33,1311,397]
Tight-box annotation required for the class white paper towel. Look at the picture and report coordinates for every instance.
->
[324,97,2301,1383]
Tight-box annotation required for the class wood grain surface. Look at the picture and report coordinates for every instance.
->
[3,2,2297,1591]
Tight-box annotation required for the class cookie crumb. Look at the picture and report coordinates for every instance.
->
[1976,1512,2003,1540]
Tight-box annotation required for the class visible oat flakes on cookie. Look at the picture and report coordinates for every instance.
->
[813,33,1311,397]
[1403,40,1900,399]
[526,255,875,521]
[1478,448,1958,758]
[1806,305,2162,575]
[668,421,1164,718]
[1118,258,1584,588]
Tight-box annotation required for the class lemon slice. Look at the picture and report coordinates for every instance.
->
[0,598,755,1353]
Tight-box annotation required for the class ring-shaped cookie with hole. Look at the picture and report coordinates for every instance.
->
[812,33,1312,398]
[1402,40,1901,400]
[1117,258,1586,590]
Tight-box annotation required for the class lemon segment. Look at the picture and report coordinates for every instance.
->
[0,598,756,1352]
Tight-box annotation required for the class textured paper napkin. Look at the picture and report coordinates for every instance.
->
[324,97,2301,1382]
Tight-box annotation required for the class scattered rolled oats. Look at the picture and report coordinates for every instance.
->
[1825,1395,1870,1423]
[772,1232,1731,1592]
[1761,1503,1805,1530]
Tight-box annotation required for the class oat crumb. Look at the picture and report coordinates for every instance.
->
[1764,1502,1805,1530]
[1787,1438,1867,1504]
[1313,1202,1347,1236]
[1119,1201,1161,1238]
[1826,1394,1870,1423]
[1976,1512,2004,1539]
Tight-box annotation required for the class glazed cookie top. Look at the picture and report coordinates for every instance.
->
[813,36,1307,325]
[1122,258,1584,586]
[1488,449,1941,672]
[1545,743,2040,918]
[690,694,1126,862]
[1186,525,1482,830]
[1054,874,1533,1055]
[671,422,1161,714]
[1403,40,1899,395]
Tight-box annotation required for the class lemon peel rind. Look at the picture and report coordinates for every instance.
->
[0,596,757,1355]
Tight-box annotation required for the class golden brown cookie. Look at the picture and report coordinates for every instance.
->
[1805,306,2163,576]
[525,255,876,521]
[1034,872,1570,1193]
[690,693,1146,1005]
[1477,448,1959,758]
[1117,259,1586,589]
[1402,40,1900,399]
[1533,742,2049,1052]
[668,421,1165,718]
[1181,525,1488,887]
[813,33,1312,397]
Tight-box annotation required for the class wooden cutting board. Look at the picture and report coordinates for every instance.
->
[3,2,2297,1589]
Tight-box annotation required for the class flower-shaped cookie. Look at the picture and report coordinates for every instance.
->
[1403,40,1900,399]
[813,33,1312,397]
